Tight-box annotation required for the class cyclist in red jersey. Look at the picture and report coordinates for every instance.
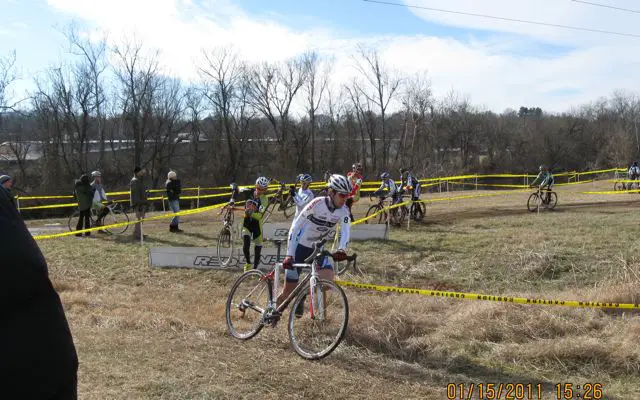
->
[346,162,363,222]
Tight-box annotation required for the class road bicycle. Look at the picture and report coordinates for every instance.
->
[365,193,390,224]
[365,192,408,226]
[527,187,557,212]
[225,240,356,360]
[68,201,130,235]
[263,178,296,222]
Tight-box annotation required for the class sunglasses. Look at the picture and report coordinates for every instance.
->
[335,192,348,198]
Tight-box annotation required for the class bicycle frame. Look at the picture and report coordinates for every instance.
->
[270,259,322,319]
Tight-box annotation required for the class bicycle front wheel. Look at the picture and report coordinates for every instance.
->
[104,209,129,235]
[365,205,386,224]
[67,210,80,232]
[226,270,271,340]
[548,192,558,209]
[527,193,539,212]
[288,279,349,360]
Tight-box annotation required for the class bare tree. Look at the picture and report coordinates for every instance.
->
[401,72,432,170]
[352,46,401,168]
[65,24,109,168]
[31,63,95,175]
[247,57,306,150]
[199,47,248,178]
[302,51,331,173]
[0,51,19,116]
[112,38,161,168]
[345,81,376,172]
[184,86,205,182]
[144,76,186,187]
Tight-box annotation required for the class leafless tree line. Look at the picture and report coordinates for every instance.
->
[1,30,640,194]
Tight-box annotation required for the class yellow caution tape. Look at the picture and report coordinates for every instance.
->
[581,189,640,195]
[20,203,79,210]
[33,202,229,240]
[17,195,74,200]
[335,280,640,309]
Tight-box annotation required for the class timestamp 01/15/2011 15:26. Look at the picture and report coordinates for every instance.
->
[446,382,604,399]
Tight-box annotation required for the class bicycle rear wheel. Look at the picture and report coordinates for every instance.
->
[527,193,539,212]
[288,279,349,360]
[217,225,235,267]
[411,202,425,221]
[262,201,276,223]
[226,270,271,340]
[282,197,296,219]
[103,209,129,235]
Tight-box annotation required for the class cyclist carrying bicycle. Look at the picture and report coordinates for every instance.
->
[290,173,314,218]
[529,165,554,207]
[90,171,111,228]
[229,177,270,272]
[400,167,421,201]
[346,162,363,222]
[276,174,352,311]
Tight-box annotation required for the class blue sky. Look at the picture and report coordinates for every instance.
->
[2,0,639,112]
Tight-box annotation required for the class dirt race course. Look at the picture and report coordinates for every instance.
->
[28,181,640,399]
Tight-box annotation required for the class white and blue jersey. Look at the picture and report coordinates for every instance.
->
[285,196,351,282]
[292,187,315,218]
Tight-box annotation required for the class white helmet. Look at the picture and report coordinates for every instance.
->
[255,176,270,189]
[328,174,352,194]
[299,173,312,183]
[91,170,101,178]
[167,170,177,179]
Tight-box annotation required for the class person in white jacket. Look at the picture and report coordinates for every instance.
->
[90,171,110,227]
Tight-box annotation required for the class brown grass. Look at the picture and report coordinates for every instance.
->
[32,181,640,399]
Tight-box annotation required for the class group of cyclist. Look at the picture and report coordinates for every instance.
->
[226,163,424,278]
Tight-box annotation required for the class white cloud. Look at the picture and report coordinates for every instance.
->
[401,0,640,46]
[45,0,640,113]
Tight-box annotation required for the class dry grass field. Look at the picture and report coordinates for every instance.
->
[27,180,640,399]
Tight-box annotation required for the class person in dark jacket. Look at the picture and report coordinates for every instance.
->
[165,170,183,233]
[0,182,79,399]
[74,174,93,237]
[0,174,16,209]
[130,166,148,240]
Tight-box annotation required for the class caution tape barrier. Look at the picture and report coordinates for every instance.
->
[16,167,627,210]
[32,200,235,240]
[335,280,640,309]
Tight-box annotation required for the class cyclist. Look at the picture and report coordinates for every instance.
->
[529,165,554,207]
[289,173,314,218]
[276,174,352,312]
[229,177,270,272]
[373,172,400,205]
[400,167,421,201]
[627,161,640,189]
[346,163,363,222]
[90,171,110,229]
